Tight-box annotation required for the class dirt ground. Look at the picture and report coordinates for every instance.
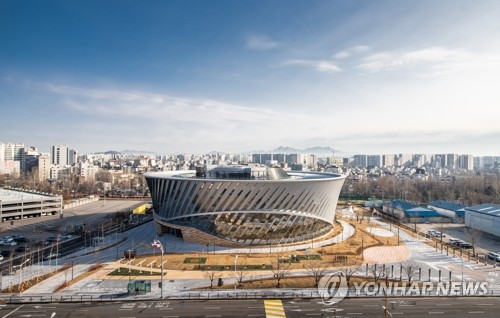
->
[120,215,400,272]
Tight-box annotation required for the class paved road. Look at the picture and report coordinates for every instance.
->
[368,218,500,294]
[1,297,499,317]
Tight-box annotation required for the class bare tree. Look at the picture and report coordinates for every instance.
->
[235,263,249,287]
[465,225,482,256]
[272,257,291,288]
[401,261,420,283]
[204,268,221,289]
[338,263,361,286]
[367,264,385,283]
[305,263,328,287]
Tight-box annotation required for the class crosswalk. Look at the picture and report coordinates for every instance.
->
[264,299,286,318]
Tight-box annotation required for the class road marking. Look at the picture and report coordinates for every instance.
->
[205,316,221,317]
[204,307,221,309]
[2,305,24,318]
[468,312,484,314]
[264,300,286,318]
[429,312,444,314]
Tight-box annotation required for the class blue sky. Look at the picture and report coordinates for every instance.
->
[1,0,500,155]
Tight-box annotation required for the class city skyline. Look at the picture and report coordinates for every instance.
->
[1,1,500,156]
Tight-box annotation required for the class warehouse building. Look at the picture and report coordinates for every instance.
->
[427,200,466,222]
[465,203,500,238]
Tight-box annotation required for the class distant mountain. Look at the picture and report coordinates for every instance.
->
[271,146,300,153]
[96,150,157,155]
[208,150,227,155]
[120,150,157,155]
[304,146,340,157]
[245,146,343,157]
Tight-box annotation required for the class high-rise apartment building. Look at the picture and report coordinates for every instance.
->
[353,155,367,167]
[68,148,78,165]
[37,155,51,181]
[446,154,458,169]
[367,155,382,167]
[51,145,69,166]
[396,154,412,167]
[2,142,25,172]
[382,154,395,167]
[435,154,447,168]
[458,154,474,171]
[0,143,5,162]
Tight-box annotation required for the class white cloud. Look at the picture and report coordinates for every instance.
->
[332,51,350,59]
[44,83,328,132]
[283,60,341,74]
[333,45,370,59]
[245,33,279,50]
[356,47,479,74]
[350,45,371,53]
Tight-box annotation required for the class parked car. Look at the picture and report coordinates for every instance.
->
[0,250,14,258]
[449,238,463,244]
[13,236,30,243]
[0,255,4,261]
[487,252,500,261]
[1,241,17,247]
[47,236,61,242]
[43,253,59,261]
[451,240,464,246]
[15,245,30,253]
[459,242,473,249]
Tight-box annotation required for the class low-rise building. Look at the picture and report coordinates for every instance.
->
[465,203,500,238]
[427,201,466,222]
[0,187,63,221]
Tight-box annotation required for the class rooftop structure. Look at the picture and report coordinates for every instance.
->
[145,165,346,247]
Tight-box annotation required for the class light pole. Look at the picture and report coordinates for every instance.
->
[160,244,164,299]
[461,246,464,295]
[17,258,31,297]
[234,255,239,297]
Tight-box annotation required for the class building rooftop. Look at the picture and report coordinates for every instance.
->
[428,200,467,212]
[390,200,441,217]
[466,203,500,217]
[0,187,58,202]
[147,165,343,181]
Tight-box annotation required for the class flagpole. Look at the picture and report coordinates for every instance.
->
[160,245,163,299]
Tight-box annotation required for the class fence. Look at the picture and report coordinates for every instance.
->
[7,286,500,304]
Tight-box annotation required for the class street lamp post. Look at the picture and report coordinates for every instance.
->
[234,255,239,297]
[160,244,165,299]
[17,258,31,297]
